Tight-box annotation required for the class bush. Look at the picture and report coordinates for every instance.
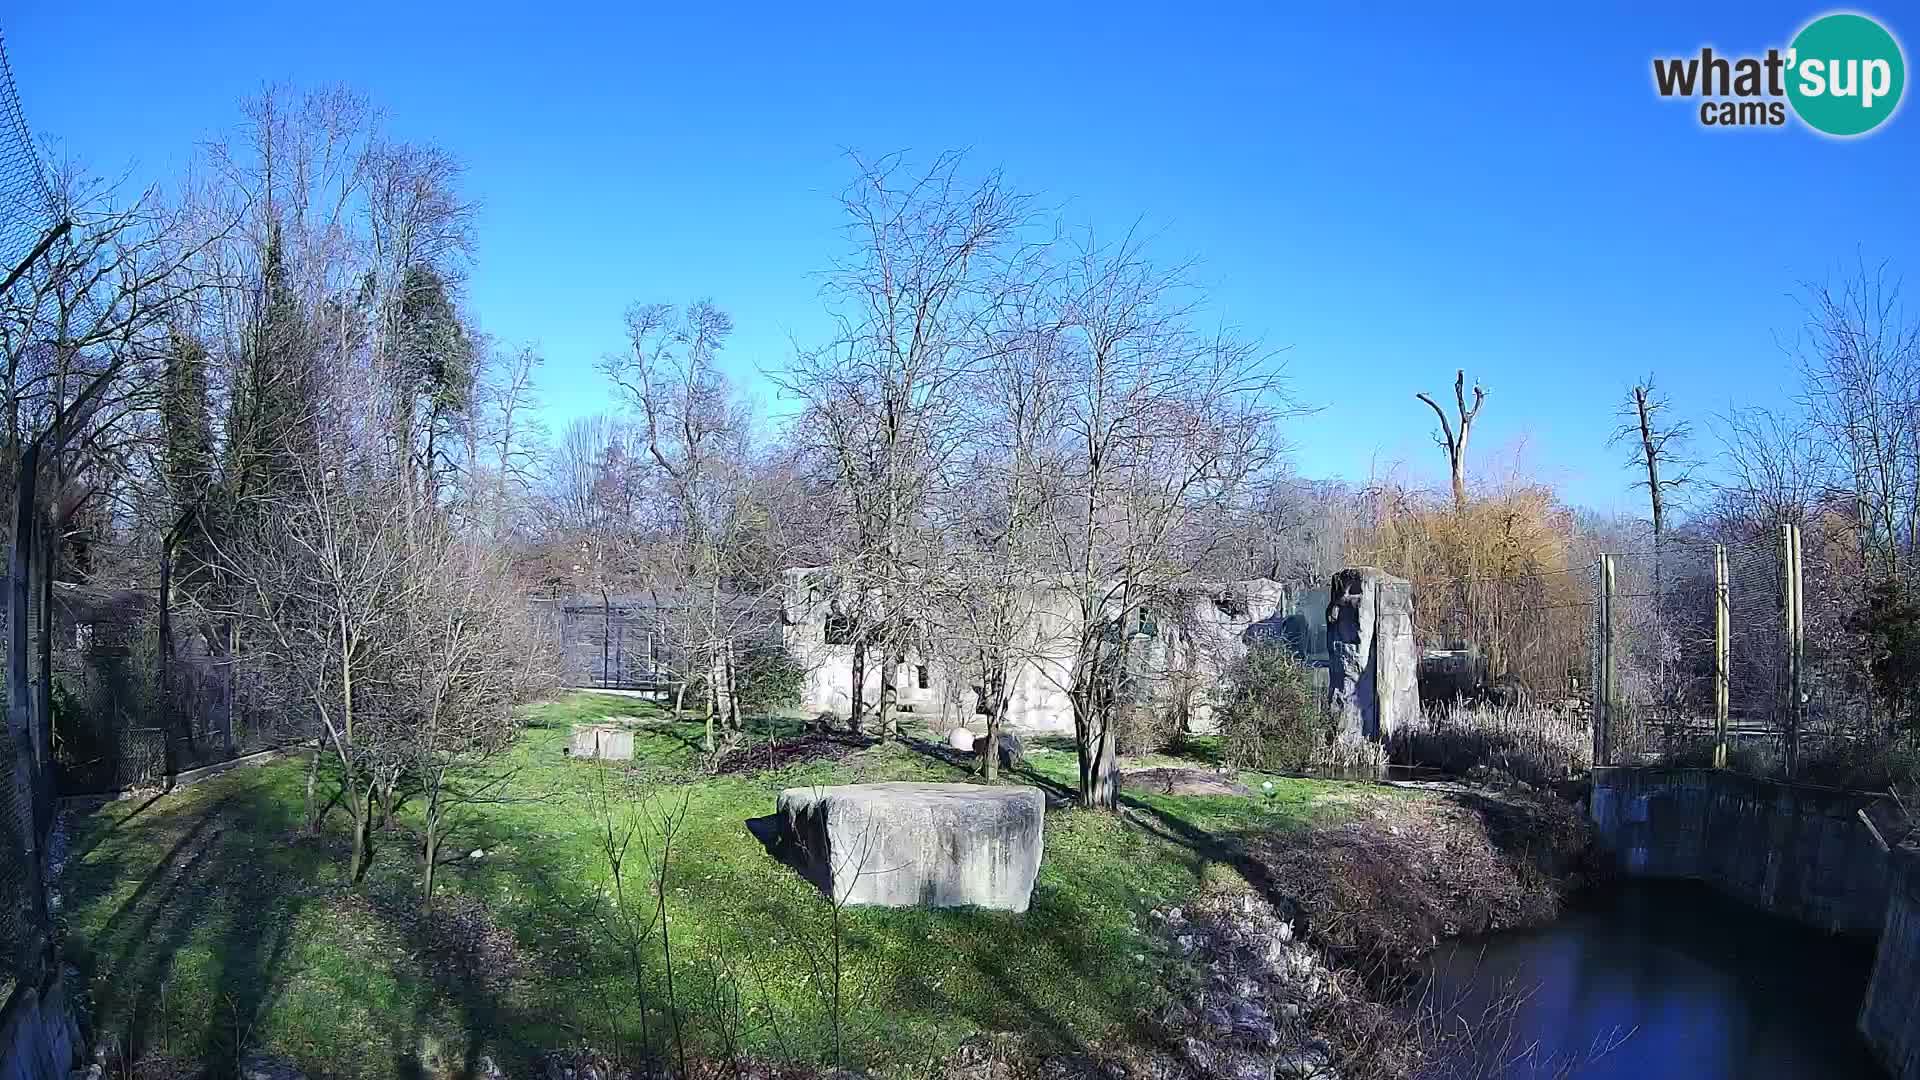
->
[1214,644,1329,772]
[1114,699,1182,756]
[1389,701,1590,787]
[733,641,806,718]
[1847,580,1920,738]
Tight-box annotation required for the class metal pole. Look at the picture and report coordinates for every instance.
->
[1596,554,1615,768]
[1714,544,1729,769]
[1781,522,1797,772]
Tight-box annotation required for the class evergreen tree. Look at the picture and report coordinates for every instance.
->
[227,220,318,502]
[162,329,215,515]
[392,263,474,509]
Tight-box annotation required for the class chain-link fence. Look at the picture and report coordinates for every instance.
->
[542,594,678,694]
[1391,565,1599,785]
[45,587,273,794]
[0,23,61,1007]
[1597,537,1783,766]
[1594,525,1885,783]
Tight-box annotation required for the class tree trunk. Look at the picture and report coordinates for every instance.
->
[878,650,899,740]
[982,667,1006,782]
[1079,705,1120,810]
[158,529,175,736]
[376,768,399,828]
[423,825,438,913]
[6,445,51,939]
[422,776,442,913]
[221,621,235,753]
[304,750,321,834]
[33,510,54,814]
[701,673,716,754]
[1074,665,1122,810]
[348,779,376,883]
[723,640,742,733]
[849,636,867,734]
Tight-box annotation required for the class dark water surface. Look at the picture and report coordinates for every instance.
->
[1414,880,1886,1079]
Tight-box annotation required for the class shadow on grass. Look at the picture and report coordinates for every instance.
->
[65,784,316,1076]
[359,884,557,1080]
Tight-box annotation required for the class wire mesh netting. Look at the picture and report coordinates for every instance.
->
[0,24,59,1003]
[1393,564,1600,786]
[0,30,53,283]
[1599,538,1785,766]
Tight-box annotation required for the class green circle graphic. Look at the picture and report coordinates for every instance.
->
[1787,12,1906,136]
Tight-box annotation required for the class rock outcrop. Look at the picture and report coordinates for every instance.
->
[1325,567,1417,758]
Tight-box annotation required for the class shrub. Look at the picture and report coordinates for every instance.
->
[1114,699,1182,756]
[1389,701,1590,787]
[733,641,806,718]
[1214,643,1329,772]
[1847,580,1920,738]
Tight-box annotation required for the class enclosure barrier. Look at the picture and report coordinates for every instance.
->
[1589,524,1847,782]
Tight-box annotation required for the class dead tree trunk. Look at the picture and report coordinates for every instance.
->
[1416,369,1487,514]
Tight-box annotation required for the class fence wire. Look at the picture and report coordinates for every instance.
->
[1599,538,1783,766]
[1594,529,1883,781]
[0,24,58,1004]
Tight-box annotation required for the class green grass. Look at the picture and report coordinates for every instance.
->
[61,692,1399,1079]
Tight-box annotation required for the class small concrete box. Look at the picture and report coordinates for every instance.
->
[569,723,634,761]
[775,782,1045,912]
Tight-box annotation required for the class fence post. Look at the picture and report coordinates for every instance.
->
[1714,544,1729,769]
[1595,554,1616,768]
[1785,522,1804,778]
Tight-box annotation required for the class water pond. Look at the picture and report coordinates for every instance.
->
[1414,880,1886,1078]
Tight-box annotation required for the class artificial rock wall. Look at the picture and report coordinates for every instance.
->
[1325,567,1417,746]
[1862,842,1920,1080]
[0,972,78,1080]
[1589,766,1892,934]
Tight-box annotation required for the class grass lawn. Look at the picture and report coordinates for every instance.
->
[59,692,1409,1079]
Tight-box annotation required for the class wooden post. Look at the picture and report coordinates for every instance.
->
[1785,523,1805,778]
[1596,554,1616,768]
[1714,544,1729,769]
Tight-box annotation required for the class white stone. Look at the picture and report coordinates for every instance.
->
[569,723,634,760]
[776,782,1045,912]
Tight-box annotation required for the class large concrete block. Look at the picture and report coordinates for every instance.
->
[569,723,633,760]
[776,782,1044,912]
[1326,567,1418,746]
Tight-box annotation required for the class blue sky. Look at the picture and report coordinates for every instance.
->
[8,2,1917,512]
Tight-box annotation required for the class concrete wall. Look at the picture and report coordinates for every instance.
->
[1589,766,1892,934]
[779,569,1329,735]
[1862,842,1920,1080]
[0,972,78,1080]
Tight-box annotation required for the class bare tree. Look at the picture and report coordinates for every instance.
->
[1416,369,1487,512]
[1610,375,1695,546]
[1793,262,1920,583]
[1041,229,1287,809]
[1706,405,1823,540]
[927,309,1066,779]
[775,152,1036,738]
[406,532,537,908]
[1,160,224,829]
[599,300,785,749]
[469,341,546,541]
